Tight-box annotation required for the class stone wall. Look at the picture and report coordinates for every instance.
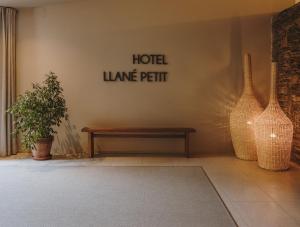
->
[272,2,300,162]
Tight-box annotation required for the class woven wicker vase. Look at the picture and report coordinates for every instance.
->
[254,63,293,171]
[230,53,263,160]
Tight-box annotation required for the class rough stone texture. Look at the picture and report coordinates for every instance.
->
[272,2,300,163]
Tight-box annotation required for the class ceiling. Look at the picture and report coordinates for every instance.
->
[0,0,77,7]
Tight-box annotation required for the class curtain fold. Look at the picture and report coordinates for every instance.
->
[0,7,17,157]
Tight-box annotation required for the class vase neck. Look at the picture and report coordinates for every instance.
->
[269,62,278,104]
[243,53,254,95]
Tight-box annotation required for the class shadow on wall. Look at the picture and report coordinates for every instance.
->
[185,15,270,154]
[52,117,84,158]
[194,17,243,154]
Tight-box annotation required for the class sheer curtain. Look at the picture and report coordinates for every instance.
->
[0,7,17,156]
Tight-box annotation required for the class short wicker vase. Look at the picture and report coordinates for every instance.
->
[230,53,263,160]
[254,63,293,171]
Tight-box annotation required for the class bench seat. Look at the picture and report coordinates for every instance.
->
[81,127,196,158]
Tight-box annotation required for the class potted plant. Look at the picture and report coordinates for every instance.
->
[8,72,67,160]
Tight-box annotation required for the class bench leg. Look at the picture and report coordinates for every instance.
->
[88,132,94,158]
[185,133,190,158]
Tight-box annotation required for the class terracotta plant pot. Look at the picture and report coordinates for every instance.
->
[32,137,53,160]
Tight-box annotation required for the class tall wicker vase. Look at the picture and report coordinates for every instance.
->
[230,53,263,160]
[254,63,294,171]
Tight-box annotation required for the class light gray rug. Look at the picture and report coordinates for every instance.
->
[0,165,236,227]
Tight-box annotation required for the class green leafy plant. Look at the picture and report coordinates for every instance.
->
[7,72,67,150]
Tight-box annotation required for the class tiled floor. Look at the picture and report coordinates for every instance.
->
[1,154,300,227]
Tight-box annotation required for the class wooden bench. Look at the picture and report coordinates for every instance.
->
[81,127,196,158]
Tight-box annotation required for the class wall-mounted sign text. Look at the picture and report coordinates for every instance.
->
[103,54,168,82]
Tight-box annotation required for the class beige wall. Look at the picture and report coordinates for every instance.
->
[16,0,294,157]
